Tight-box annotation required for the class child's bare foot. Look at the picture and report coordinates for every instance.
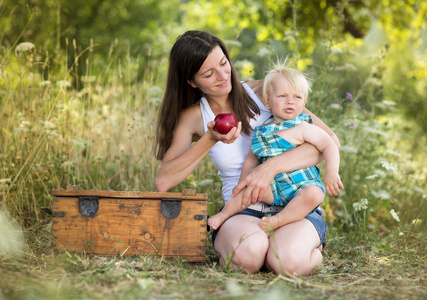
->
[260,216,280,233]
[208,212,227,230]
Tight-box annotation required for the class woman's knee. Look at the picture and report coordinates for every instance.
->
[267,245,321,276]
[220,234,269,273]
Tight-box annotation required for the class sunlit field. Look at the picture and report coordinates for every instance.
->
[1,10,426,299]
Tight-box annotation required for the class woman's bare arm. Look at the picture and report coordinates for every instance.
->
[155,106,242,192]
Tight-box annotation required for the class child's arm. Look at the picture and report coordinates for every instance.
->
[303,107,341,149]
[300,122,344,196]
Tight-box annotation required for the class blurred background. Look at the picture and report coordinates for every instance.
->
[0,0,426,250]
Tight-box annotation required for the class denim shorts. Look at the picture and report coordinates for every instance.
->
[211,207,327,248]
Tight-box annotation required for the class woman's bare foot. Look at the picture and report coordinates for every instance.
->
[259,216,280,233]
[208,212,227,230]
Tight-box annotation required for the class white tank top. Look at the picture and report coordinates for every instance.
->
[200,82,272,202]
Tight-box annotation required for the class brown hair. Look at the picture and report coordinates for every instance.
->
[154,31,260,160]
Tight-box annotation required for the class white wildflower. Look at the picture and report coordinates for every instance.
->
[397,187,413,195]
[412,219,422,226]
[380,161,398,172]
[353,198,368,212]
[224,40,242,48]
[149,86,163,95]
[372,189,391,200]
[15,42,35,56]
[413,186,426,196]
[363,54,382,59]
[81,76,96,83]
[41,120,56,129]
[45,129,60,140]
[33,164,44,172]
[390,209,400,222]
[20,120,31,127]
[335,63,358,72]
[39,80,52,87]
[61,161,74,168]
[363,127,389,137]
[330,47,343,54]
[283,36,296,42]
[150,97,162,104]
[382,100,396,106]
[366,174,379,180]
[257,47,272,57]
[329,103,341,110]
[71,139,86,150]
[366,78,382,86]
[386,150,401,157]
[13,127,29,134]
[57,80,72,88]
[340,145,358,154]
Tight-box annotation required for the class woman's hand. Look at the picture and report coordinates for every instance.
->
[232,158,276,208]
[207,120,242,144]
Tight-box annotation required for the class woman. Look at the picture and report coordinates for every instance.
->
[155,31,340,275]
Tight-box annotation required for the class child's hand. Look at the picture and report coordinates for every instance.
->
[325,173,344,196]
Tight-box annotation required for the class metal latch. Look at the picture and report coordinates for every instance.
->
[161,198,182,219]
[41,207,65,218]
[79,196,99,217]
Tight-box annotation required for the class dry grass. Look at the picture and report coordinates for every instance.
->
[0,224,425,300]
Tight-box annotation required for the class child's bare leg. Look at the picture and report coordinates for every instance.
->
[260,186,324,233]
[261,185,275,205]
[208,189,246,230]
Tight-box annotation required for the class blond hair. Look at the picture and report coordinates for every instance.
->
[262,61,312,104]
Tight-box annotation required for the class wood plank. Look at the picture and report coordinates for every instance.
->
[52,189,207,201]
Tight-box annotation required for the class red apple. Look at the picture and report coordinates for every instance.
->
[214,113,238,134]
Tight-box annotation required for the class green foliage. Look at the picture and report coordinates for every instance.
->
[1,0,182,56]
[0,1,426,298]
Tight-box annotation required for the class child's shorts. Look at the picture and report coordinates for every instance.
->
[211,206,327,248]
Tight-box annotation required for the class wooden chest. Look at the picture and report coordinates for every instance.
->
[50,186,208,262]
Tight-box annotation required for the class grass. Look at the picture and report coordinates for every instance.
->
[1,29,426,299]
[0,225,425,299]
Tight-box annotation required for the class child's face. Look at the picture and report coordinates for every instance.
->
[266,75,305,122]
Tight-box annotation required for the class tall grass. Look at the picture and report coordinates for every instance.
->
[0,25,426,300]
[0,39,165,226]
